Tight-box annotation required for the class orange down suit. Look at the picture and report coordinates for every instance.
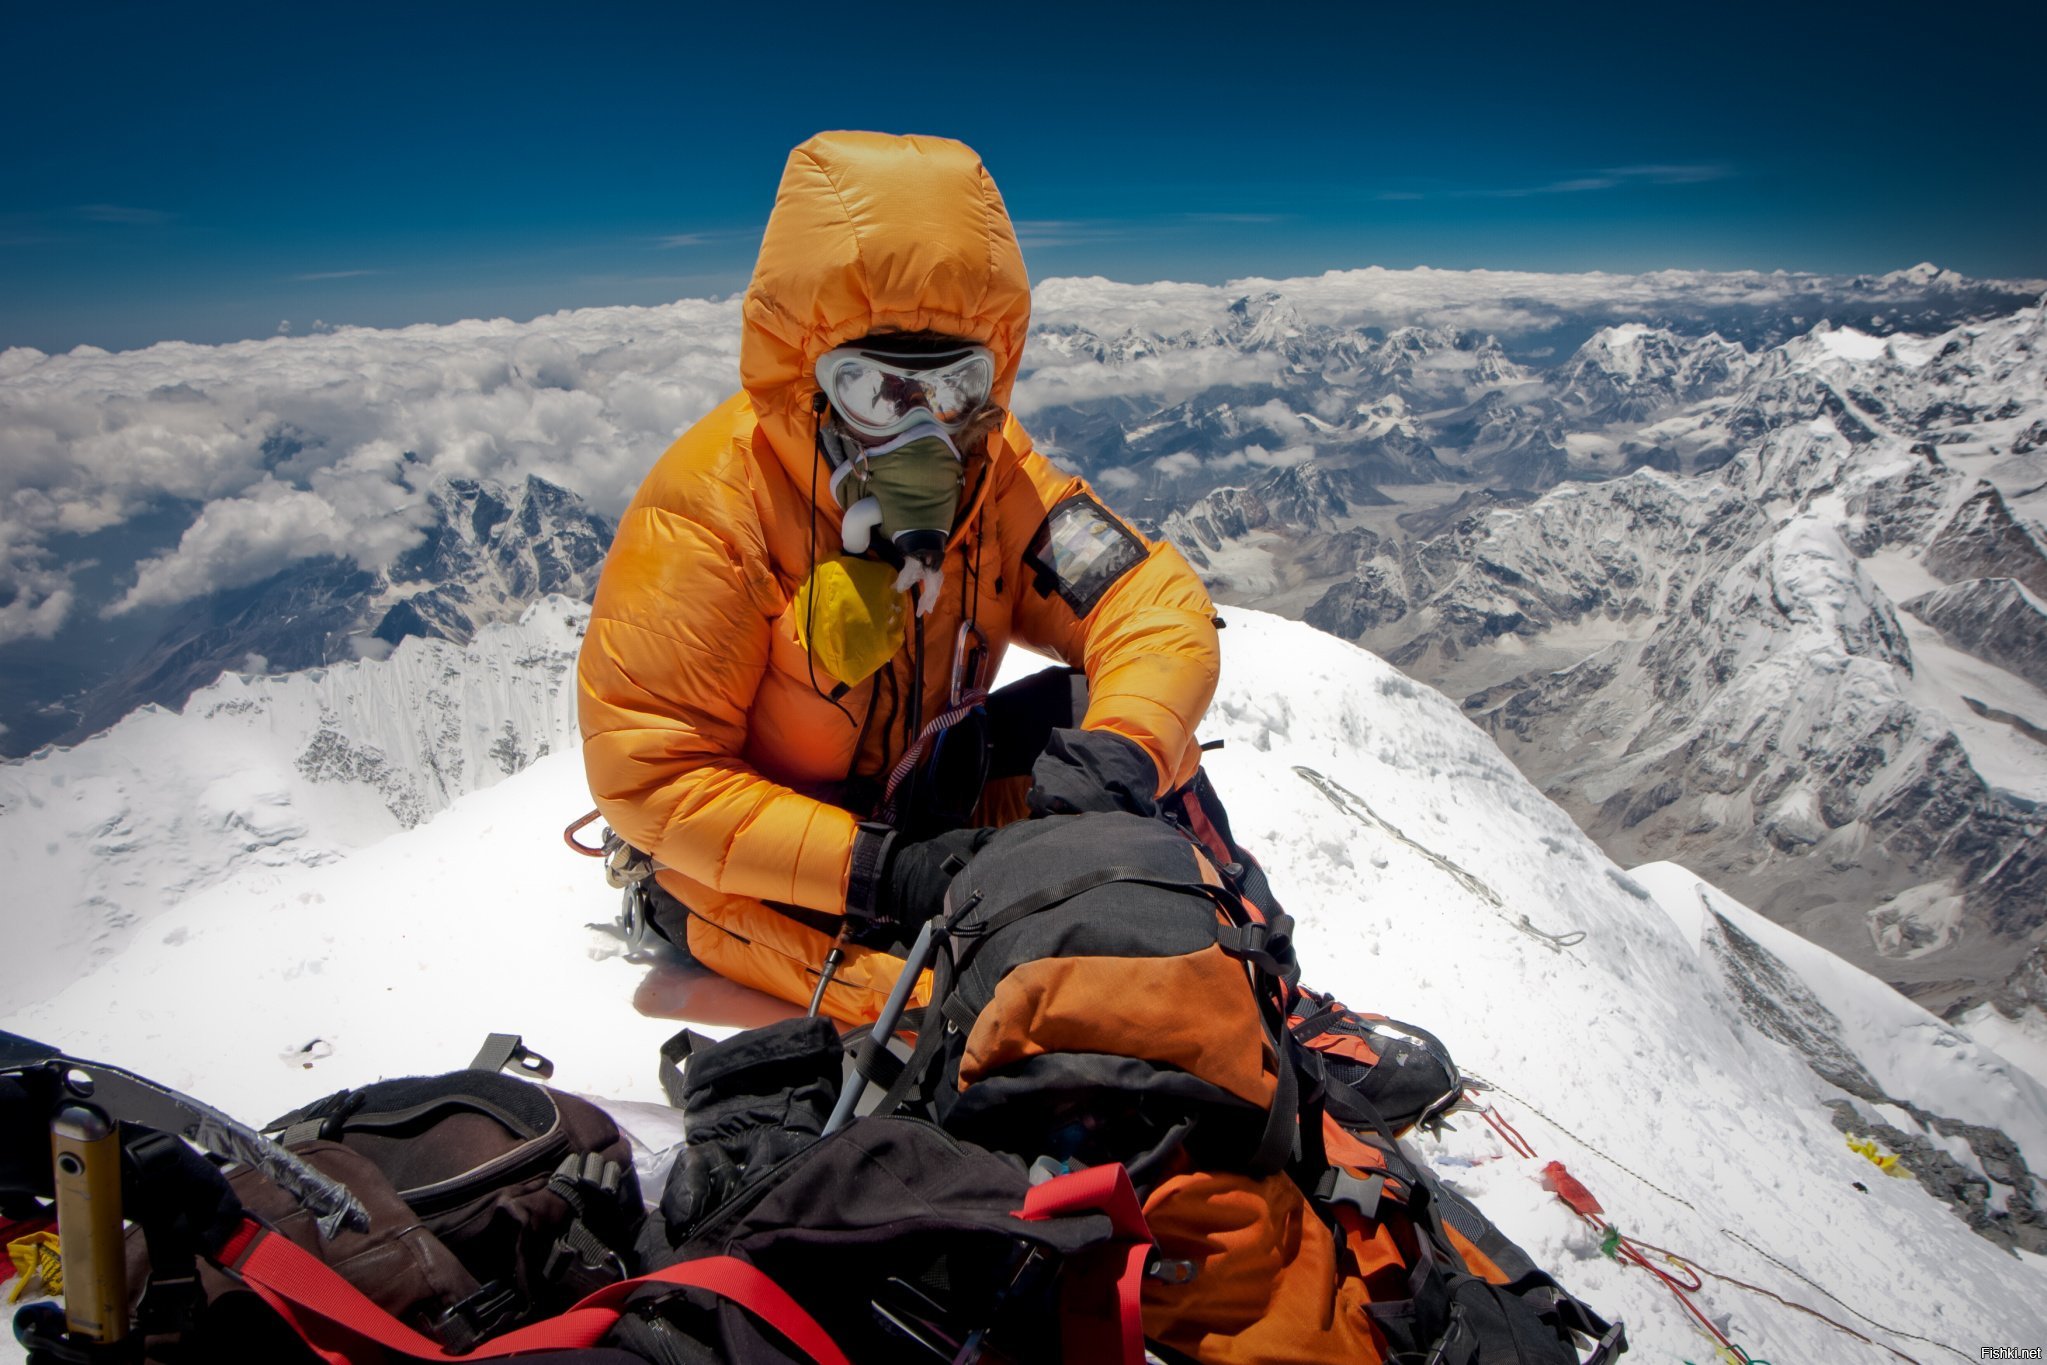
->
[576,132,1221,1023]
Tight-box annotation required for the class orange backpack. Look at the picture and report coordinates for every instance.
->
[850,810,1623,1364]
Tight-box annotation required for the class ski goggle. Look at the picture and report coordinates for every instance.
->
[814,343,995,443]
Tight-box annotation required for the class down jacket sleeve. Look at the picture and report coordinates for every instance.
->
[994,423,1221,795]
[578,498,855,915]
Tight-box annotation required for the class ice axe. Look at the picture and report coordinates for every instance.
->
[0,1030,368,1359]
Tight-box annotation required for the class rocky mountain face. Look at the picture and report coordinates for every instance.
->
[10,474,611,756]
[1160,302,2047,1020]
[1019,265,2041,522]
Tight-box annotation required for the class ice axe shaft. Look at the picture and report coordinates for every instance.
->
[825,920,940,1135]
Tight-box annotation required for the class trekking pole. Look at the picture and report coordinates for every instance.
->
[824,919,941,1135]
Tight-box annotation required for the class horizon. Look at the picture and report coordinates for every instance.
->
[7,257,2036,361]
[5,0,2044,353]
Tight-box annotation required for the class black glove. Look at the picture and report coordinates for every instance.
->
[1026,728,1160,819]
[659,1016,842,1242]
[847,824,994,937]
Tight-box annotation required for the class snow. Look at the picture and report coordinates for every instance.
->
[1959,1004,2047,1093]
[1631,861,2047,1172]
[1816,327,1893,362]
[0,599,584,1012]
[4,609,2045,1361]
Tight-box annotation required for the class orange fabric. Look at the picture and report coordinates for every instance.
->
[576,132,1220,1018]
[1444,1219,1513,1287]
[1320,1114,1393,1174]
[1141,1170,1386,1365]
[958,949,1276,1109]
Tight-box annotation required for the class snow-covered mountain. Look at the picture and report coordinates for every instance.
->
[0,597,585,1009]
[1159,300,2047,1030]
[3,473,611,758]
[1017,263,2042,508]
[2,608,2042,1361]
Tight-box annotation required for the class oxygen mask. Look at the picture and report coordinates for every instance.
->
[828,420,964,611]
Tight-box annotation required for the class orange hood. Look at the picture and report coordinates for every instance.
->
[739,131,1033,484]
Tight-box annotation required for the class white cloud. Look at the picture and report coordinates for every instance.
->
[1154,451,1203,478]
[0,564,74,646]
[108,481,367,615]
[1096,467,1142,491]
[0,298,742,622]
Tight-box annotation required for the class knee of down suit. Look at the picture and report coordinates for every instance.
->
[575,131,1221,1024]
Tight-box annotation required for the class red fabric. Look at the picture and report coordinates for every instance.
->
[221,1218,849,1364]
[1540,1161,1604,1218]
[1017,1164,1153,1365]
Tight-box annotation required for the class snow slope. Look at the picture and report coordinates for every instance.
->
[0,598,584,1012]
[4,609,2044,1360]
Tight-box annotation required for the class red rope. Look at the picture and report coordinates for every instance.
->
[1473,1092,1539,1160]
[1574,1209,1749,1362]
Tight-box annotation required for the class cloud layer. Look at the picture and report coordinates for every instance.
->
[5,264,2038,646]
[0,300,739,643]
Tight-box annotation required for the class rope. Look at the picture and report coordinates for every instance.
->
[1474,1097,1538,1160]
[1572,1211,1752,1363]
[1464,1081,1975,1365]
[876,688,987,824]
[1513,914,1586,952]
[1295,766,1585,952]
[1466,1075,1697,1211]
[1622,1236,1926,1365]
[1718,1231,1973,1364]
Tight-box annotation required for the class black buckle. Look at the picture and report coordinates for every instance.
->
[468,1033,554,1080]
[431,1281,521,1352]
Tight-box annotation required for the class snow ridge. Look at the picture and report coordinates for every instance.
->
[0,597,585,1012]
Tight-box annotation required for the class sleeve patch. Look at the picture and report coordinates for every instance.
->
[1024,494,1147,618]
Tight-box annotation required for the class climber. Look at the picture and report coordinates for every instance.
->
[575,131,1220,1024]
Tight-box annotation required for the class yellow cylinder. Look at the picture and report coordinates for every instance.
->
[50,1103,127,1344]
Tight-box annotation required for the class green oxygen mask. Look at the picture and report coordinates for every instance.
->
[829,421,965,568]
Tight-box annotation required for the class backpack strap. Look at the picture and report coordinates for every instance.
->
[214,1217,850,1365]
[1015,1164,1154,1365]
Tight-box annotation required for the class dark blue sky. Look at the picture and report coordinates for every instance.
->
[4,0,2042,351]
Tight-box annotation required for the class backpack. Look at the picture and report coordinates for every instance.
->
[843,810,1623,1365]
[627,1016,1157,1365]
[105,1067,645,1361]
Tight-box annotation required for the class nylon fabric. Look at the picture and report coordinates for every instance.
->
[959,949,1275,1109]
[1139,1170,1387,1365]
[223,1221,850,1364]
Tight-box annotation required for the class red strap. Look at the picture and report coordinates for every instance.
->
[220,1218,849,1365]
[1017,1165,1153,1365]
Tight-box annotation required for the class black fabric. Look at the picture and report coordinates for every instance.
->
[983,665,1087,779]
[265,1071,641,1321]
[843,822,896,922]
[1026,726,1160,818]
[656,1017,843,1244]
[874,824,994,933]
[1296,998,1463,1138]
[639,1116,1114,1365]
[1023,493,1147,618]
[269,1070,559,1148]
[1166,765,1281,914]
[0,1072,56,1201]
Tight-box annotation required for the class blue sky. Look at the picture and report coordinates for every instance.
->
[4,0,2042,352]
